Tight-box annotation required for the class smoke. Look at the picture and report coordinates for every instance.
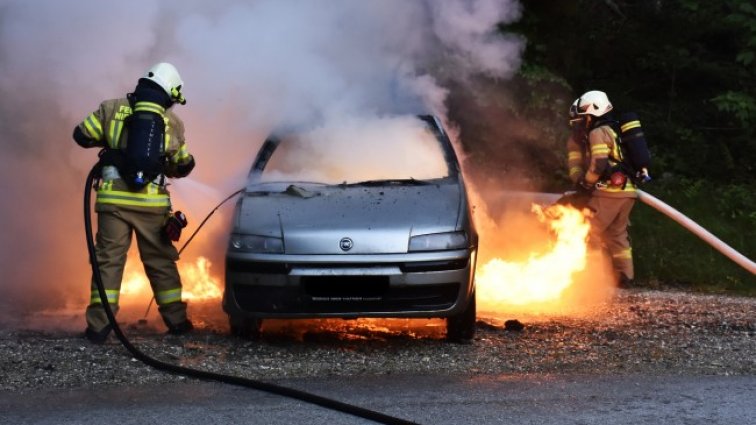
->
[0,0,523,321]
[262,115,450,184]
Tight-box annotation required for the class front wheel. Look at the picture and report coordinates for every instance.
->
[229,315,263,340]
[446,291,476,343]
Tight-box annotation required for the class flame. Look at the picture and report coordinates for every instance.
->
[120,255,222,304]
[180,257,224,300]
[476,203,592,312]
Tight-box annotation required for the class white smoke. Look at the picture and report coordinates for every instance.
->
[261,115,450,184]
[0,0,523,318]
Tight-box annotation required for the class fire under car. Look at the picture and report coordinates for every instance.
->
[223,115,478,341]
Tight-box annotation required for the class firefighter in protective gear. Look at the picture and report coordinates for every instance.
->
[566,90,636,287]
[74,62,196,343]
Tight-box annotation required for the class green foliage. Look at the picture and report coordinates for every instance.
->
[517,65,570,116]
[631,179,755,294]
[725,0,756,67]
[711,91,756,127]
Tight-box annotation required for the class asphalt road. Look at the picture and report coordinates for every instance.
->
[1,373,754,424]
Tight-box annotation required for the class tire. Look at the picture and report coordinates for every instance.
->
[229,314,263,340]
[446,291,476,343]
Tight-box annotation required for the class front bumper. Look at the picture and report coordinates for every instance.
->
[223,249,476,319]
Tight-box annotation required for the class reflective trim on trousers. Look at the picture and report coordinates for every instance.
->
[156,288,182,305]
[612,248,633,260]
[90,289,119,305]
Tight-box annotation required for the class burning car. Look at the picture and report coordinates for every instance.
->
[223,115,478,341]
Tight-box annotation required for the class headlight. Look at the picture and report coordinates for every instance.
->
[229,234,284,253]
[409,231,467,252]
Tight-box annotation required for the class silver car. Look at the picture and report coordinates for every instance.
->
[223,115,477,341]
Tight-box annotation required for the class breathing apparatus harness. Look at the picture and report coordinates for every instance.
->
[97,79,174,191]
[579,113,652,190]
[84,161,418,425]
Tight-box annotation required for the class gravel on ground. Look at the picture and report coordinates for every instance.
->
[1,289,754,392]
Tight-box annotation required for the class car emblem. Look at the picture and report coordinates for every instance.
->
[339,237,353,251]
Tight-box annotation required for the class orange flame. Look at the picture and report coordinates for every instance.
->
[120,255,222,305]
[476,203,593,313]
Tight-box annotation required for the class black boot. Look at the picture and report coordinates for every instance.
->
[84,325,112,345]
[618,273,634,289]
[167,319,194,335]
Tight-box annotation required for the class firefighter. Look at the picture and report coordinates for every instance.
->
[74,62,196,343]
[566,90,636,288]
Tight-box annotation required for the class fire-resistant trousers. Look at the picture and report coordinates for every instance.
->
[86,208,188,332]
[586,195,636,281]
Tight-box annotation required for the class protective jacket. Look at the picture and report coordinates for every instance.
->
[567,123,637,198]
[566,122,636,281]
[77,98,194,212]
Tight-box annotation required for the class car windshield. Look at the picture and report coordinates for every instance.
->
[259,116,451,185]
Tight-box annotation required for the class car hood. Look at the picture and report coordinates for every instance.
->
[235,183,462,254]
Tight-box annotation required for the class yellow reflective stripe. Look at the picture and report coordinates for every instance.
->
[113,120,124,148]
[96,197,170,207]
[612,248,633,260]
[164,118,171,148]
[107,121,117,148]
[597,185,637,193]
[107,121,114,147]
[569,166,583,177]
[568,152,582,160]
[621,121,641,132]
[90,289,119,304]
[175,144,190,161]
[84,114,103,140]
[96,189,170,207]
[156,288,182,305]
[612,143,623,160]
[591,146,611,155]
[133,101,165,115]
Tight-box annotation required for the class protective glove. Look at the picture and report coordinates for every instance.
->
[175,156,195,178]
[162,211,188,242]
[556,192,590,210]
[556,180,593,210]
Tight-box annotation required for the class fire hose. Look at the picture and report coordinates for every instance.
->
[557,188,756,275]
[84,163,419,425]
[636,189,756,275]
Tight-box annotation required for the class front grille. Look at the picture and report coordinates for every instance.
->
[233,281,460,314]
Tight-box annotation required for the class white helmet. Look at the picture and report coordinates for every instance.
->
[572,90,612,117]
[144,62,186,104]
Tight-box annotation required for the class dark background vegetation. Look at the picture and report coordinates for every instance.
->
[449,0,755,293]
